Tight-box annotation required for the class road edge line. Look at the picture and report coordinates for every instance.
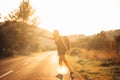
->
[0,70,14,78]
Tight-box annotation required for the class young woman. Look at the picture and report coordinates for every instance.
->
[42,30,73,77]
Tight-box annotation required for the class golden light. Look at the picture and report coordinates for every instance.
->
[57,65,68,74]
[50,52,69,74]
[1,0,120,36]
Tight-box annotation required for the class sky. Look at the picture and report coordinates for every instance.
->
[0,0,120,36]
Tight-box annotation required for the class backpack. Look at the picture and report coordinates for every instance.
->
[62,36,70,50]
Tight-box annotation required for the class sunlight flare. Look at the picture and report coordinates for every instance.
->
[57,65,68,74]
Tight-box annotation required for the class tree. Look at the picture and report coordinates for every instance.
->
[114,35,120,54]
[0,0,41,57]
[9,0,39,25]
[87,31,110,50]
[18,0,34,22]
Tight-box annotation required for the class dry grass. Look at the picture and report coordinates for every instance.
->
[71,48,120,62]
[67,49,120,80]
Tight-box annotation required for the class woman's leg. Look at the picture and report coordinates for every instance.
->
[62,55,72,72]
[62,55,74,77]
[59,55,74,77]
[59,55,63,66]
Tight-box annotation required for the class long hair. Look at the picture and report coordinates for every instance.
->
[53,30,59,39]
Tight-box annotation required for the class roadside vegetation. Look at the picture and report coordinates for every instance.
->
[67,30,120,80]
[67,49,120,80]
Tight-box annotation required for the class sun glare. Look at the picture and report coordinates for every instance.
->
[50,53,69,74]
[29,0,120,36]
[57,65,68,74]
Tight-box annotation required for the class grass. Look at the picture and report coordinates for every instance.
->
[66,49,120,80]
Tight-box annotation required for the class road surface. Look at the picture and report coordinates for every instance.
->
[0,51,82,80]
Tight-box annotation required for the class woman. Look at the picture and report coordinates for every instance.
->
[42,30,74,77]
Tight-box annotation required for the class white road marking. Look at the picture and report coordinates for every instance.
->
[23,60,32,65]
[0,70,14,78]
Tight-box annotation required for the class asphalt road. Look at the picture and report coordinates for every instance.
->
[0,51,81,80]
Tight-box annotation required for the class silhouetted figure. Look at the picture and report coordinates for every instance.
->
[42,30,74,77]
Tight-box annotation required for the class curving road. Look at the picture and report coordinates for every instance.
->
[0,51,81,80]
